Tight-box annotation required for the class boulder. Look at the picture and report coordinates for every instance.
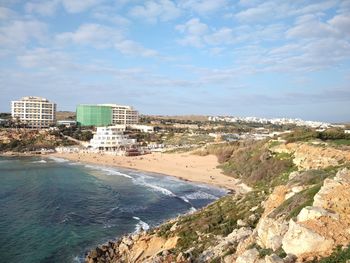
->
[282,220,334,256]
[297,206,338,222]
[227,227,253,243]
[257,218,288,250]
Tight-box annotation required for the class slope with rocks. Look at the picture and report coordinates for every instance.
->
[86,140,350,263]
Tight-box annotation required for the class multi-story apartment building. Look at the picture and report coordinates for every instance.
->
[11,96,56,128]
[76,104,139,127]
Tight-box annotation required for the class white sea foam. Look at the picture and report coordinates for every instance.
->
[133,178,176,197]
[84,165,133,179]
[179,196,190,203]
[32,160,47,163]
[133,216,150,233]
[48,156,68,163]
[183,191,218,200]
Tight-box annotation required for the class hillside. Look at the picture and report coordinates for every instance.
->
[0,129,76,153]
[86,140,350,263]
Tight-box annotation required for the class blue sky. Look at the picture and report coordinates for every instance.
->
[0,0,349,122]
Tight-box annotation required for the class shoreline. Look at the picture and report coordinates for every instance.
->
[49,152,249,193]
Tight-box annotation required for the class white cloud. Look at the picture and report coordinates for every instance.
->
[115,40,159,57]
[60,0,102,13]
[176,18,208,47]
[0,19,48,47]
[24,0,102,15]
[17,48,71,68]
[129,0,181,23]
[25,0,60,16]
[0,6,17,20]
[179,0,228,14]
[56,23,123,48]
[55,23,159,57]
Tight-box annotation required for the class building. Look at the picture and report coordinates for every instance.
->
[56,120,77,127]
[11,96,56,128]
[89,126,137,151]
[76,104,139,127]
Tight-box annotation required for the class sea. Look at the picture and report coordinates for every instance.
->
[0,156,227,263]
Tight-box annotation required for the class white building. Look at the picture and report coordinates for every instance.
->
[89,126,137,151]
[99,104,139,125]
[11,96,56,128]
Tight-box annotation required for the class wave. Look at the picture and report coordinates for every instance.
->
[133,178,176,197]
[48,156,68,163]
[84,165,133,179]
[32,160,47,163]
[183,191,218,200]
[132,216,150,233]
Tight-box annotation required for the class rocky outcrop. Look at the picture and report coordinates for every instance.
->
[85,164,350,263]
[282,220,334,256]
[272,143,350,170]
[85,232,179,263]
[257,218,288,251]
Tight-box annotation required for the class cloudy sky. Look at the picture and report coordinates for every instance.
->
[1,0,350,122]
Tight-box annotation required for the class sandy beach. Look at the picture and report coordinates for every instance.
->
[50,152,248,192]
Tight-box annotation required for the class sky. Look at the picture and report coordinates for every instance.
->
[0,0,350,122]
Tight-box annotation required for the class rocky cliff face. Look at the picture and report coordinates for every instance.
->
[86,142,350,263]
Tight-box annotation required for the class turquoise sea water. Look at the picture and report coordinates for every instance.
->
[0,156,226,263]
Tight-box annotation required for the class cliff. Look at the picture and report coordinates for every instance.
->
[86,141,350,263]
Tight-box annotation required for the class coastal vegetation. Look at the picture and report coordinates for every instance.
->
[0,129,76,152]
[86,139,350,263]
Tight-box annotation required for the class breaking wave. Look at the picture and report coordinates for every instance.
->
[132,216,150,233]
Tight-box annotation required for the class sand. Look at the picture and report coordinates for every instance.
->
[50,152,247,192]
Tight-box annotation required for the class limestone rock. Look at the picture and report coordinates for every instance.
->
[264,254,283,263]
[297,206,338,222]
[236,248,260,263]
[257,218,288,250]
[237,219,247,227]
[282,220,334,256]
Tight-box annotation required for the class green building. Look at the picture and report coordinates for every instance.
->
[76,105,112,127]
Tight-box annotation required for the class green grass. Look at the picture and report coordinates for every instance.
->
[329,139,350,146]
[309,245,350,262]
[269,184,322,220]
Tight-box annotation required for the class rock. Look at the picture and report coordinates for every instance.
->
[265,254,283,263]
[170,222,178,231]
[176,252,185,262]
[283,254,297,263]
[227,227,252,243]
[249,214,257,222]
[122,236,133,246]
[284,192,295,200]
[250,206,259,212]
[288,171,300,180]
[236,248,263,263]
[224,254,234,263]
[257,218,288,250]
[297,206,339,222]
[282,220,334,256]
[237,219,247,227]
[118,243,129,254]
[291,186,303,193]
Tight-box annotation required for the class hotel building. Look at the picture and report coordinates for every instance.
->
[89,126,137,151]
[76,104,139,127]
[11,96,56,128]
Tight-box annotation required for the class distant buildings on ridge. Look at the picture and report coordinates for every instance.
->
[208,116,332,129]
